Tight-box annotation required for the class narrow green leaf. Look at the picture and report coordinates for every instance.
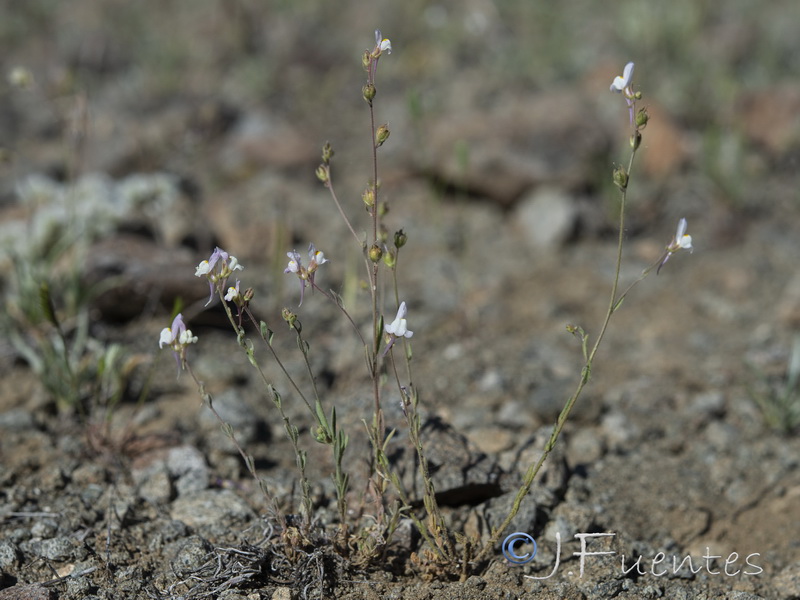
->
[375,314,384,353]
[315,400,329,431]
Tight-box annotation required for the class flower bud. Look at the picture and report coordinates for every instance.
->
[363,83,376,103]
[315,164,328,183]
[322,142,334,163]
[362,187,375,207]
[635,107,649,129]
[394,229,407,248]
[383,249,396,268]
[244,287,255,303]
[8,66,33,89]
[313,426,333,445]
[362,50,372,72]
[375,124,390,147]
[282,307,298,330]
[368,244,383,263]
[612,165,628,191]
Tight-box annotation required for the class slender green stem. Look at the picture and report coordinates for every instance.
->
[387,351,455,562]
[321,162,376,293]
[368,101,382,422]
[185,363,286,530]
[234,304,315,418]
[390,252,413,382]
[309,281,367,348]
[473,140,642,566]
[322,167,363,247]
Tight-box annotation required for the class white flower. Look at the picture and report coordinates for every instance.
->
[375,29,392,55]
[285,244,329,305]
[195,260,211,277]
[385,302,413,339]
[308,243,328,270]
[658,218,693,274]
[285,250,301,275]
[159,327,174,348]
[159,313,197,371]
[195,247,244,305]
[224,279,241,303]
[610,62,635,94]
[672,217,692,251]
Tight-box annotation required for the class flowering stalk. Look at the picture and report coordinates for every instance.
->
[192,248,340,532]
[358,32,396,532]
[364,31,390,423]
[157,311,286,532]
[474,61,691,567]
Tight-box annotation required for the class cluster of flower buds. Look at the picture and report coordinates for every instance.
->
[315,142,335,185]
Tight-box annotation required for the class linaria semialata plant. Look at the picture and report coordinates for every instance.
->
[158,49,696,580]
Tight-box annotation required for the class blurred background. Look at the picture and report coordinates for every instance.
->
[1,1,800,595]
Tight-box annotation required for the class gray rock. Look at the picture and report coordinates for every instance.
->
[136,464,174,504]
[167,535,213,578]
[0,584,55,600]
[600,410,640,451]
[170,489,255,530]
[30,536,74,561]
[167,445,211,496]
[64,576,93,598]
[29,519,58,539]
[218,109,316,176]
[415,91,610,207]
[515,187,580,250]
[0,541,20,570]
[396,416,503,507]
[773,561,800,599]
[84,234,206,321]
[479,489,540,541]
[0,409,36,431]
[198,389,263,450]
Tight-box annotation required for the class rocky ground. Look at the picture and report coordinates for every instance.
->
[1,2,800,599]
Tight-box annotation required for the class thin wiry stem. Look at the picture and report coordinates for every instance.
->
[474,131,644,567]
